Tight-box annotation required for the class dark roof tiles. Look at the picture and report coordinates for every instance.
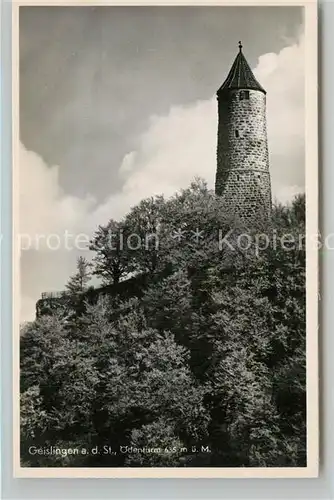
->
[217,42,266,96]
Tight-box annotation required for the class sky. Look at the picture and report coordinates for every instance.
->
[19,5,305,322]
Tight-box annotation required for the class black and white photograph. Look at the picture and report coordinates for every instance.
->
[14,1,318,477]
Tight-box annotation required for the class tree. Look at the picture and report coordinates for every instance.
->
[125,419,187,467]
[123,195,167,275]
[20,296,209,467]
[81,298,209,466]
[90,219,135,285]
[20,181,307,468]
[66,256,92,294]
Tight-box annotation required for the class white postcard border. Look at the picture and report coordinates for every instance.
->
[12,0,319,479]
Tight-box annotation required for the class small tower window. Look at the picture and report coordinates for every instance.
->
[235,130,239,138]
[239,90,250,100]
[236,174,240,181]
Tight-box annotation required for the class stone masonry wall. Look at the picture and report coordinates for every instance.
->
[215,89,272,222]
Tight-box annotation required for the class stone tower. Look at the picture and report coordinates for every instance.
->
[215,42,272,223]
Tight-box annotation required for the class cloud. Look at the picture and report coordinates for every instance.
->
[20,33,305,322]
[19,144,96,322]
[19,144,95,242]
[94,34,305,220]
[92,98,217,224]
[254,35,305,197]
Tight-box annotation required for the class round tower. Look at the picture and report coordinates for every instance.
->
[215,42,272,223]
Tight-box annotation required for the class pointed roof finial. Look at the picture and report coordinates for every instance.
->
[238,40,243,51]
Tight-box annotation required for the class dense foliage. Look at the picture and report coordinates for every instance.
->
[20,181,306,467]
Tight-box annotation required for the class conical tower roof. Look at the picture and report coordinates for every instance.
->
[217,42,266,96]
